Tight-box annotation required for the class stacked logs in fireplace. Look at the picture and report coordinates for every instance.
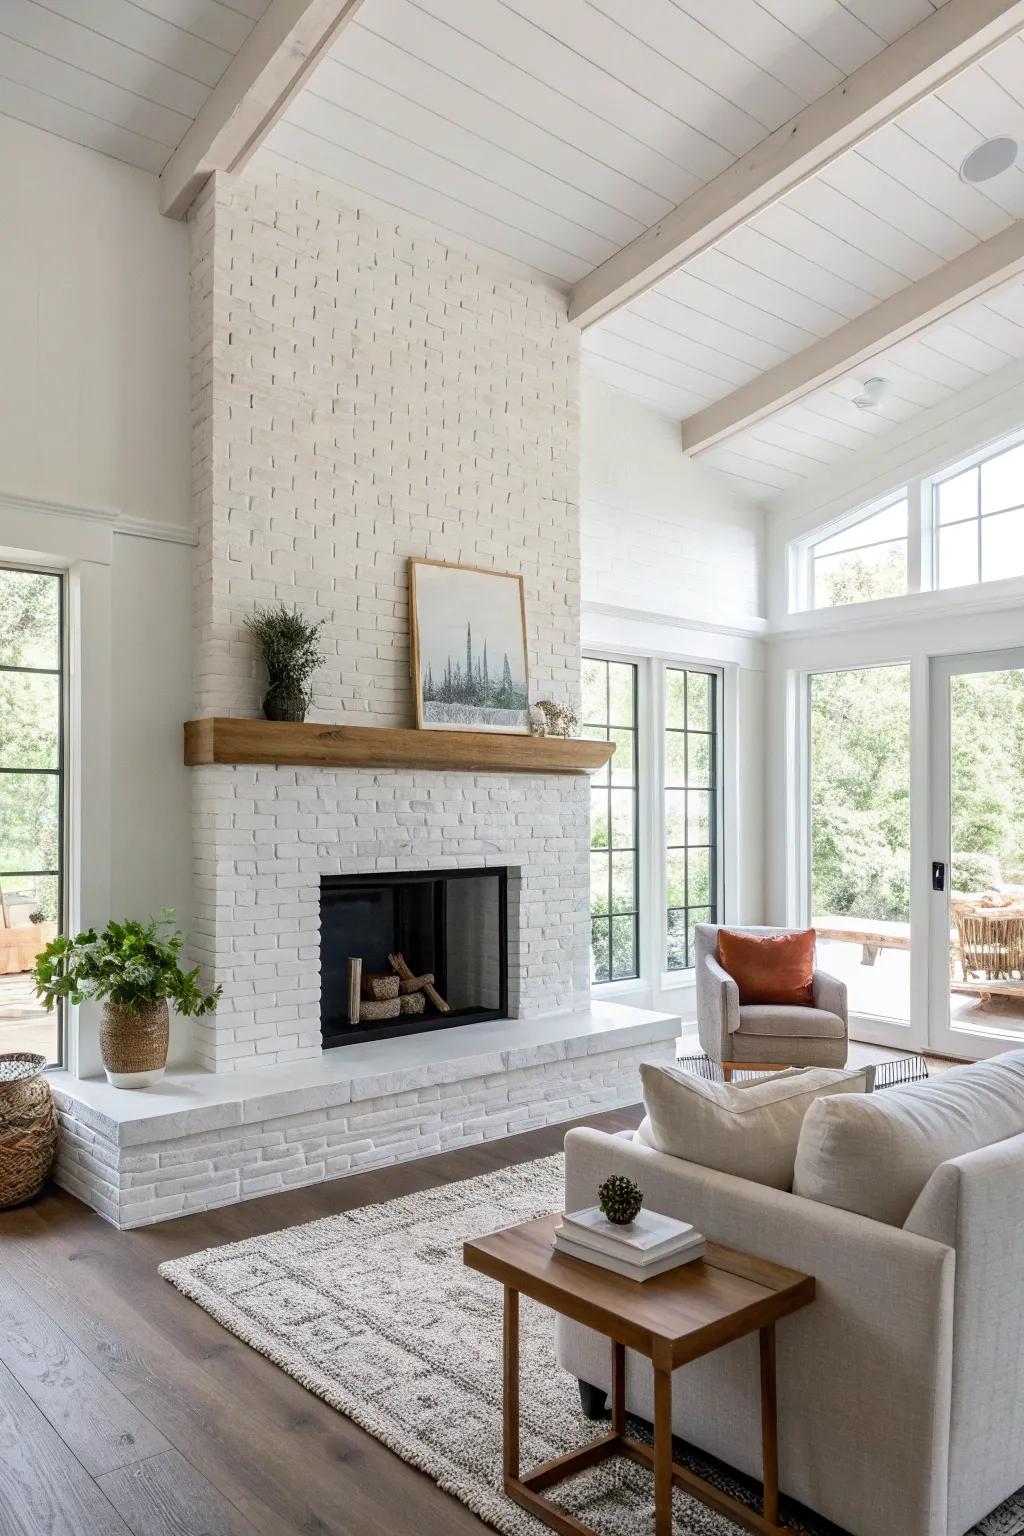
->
[346,953,451,1026]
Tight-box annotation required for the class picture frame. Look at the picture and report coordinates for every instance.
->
[409,559,530,735]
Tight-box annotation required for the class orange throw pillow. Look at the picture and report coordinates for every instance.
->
[716,929,815,1007]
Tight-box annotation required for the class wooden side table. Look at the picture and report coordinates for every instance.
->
[464,1213,814,1536]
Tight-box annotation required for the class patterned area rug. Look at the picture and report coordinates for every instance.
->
[160,1156,1023,1536]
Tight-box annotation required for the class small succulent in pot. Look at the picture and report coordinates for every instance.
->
[598,1173,644,1226]
[33,912,221,1089]
[244,604,326,723]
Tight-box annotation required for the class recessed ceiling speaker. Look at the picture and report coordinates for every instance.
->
[959,136,1018,184]
[852,376,890,411]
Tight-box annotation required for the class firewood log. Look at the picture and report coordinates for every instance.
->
[358,997,401,1021]
[361,972,400,1002]
[399,972,434,994]
[388,951,450,1013]
[347,958,361,1026]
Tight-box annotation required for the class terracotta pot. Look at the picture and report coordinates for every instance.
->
[100,1000,169,1089]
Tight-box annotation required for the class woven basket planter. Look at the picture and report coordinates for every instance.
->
[100,999,170,1088]
[0,1054,58,1208]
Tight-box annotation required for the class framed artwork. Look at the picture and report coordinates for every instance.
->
[409,559,530,734]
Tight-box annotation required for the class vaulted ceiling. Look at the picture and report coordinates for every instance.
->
[0,0,271,173]
[4,0,1024,506]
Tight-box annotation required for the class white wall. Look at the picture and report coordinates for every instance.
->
[582,375,763,627]
[0,120,194,1073]
[580,374,767,1019]
[0,115,191,529]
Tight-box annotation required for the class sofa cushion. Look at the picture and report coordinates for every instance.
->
[793,1049,1024,1226]
[717,928,815,1006]
[639,1062,870,1190]
[739,1005,845,1039]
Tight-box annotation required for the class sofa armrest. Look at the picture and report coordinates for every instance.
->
[812,968,847,1023]
[906,1131,1024,1535]
[560,1127,954,1536]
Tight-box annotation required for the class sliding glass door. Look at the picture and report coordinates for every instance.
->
[930,650,1024,1059]
[808,664,914,1045]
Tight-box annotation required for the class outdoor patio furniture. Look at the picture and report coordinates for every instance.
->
[952,899,1024,982]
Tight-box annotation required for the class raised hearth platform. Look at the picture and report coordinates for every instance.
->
[50,1003,679,1229]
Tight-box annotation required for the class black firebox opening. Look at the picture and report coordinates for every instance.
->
[320,867,509,1047]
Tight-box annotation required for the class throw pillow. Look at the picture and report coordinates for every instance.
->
[639,1062,871,1190]
[793,1048,1024,1226]
[717,928,815,1006]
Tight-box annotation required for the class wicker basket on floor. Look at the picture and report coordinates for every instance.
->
[0,1053,58,1208]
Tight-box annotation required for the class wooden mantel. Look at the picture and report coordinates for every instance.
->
[184,717,615,776]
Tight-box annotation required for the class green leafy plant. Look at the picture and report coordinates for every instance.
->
[244,604,326,719]
[33,911,221,1016]
[597,1173,643,1226]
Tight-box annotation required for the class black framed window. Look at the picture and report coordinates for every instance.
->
[582,657,639,983]
[665,667,718,971]
[0,567,65,1066]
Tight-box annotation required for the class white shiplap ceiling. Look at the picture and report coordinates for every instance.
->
[0,0,269,174]
[265,0,953,285]
[4,0,1024,505]
[696,278,1024,498]
[584,32,1024,500]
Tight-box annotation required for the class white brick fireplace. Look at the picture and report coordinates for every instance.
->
[191,763,591,1070]
[52,161,680,1226]
[188,160,593,1069]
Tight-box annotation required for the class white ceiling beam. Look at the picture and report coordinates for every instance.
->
[160,0,365,219]
[568,0,1024,329]
[680,220,1024,455]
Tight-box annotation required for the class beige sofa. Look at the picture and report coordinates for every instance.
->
[556,1051,1024,1536]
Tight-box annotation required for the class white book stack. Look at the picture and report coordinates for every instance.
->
[553,1206,706,1281]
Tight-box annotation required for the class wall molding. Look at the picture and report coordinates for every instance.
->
[581,599,768,641]
[0,492,198,547]
[767,575,1024,643]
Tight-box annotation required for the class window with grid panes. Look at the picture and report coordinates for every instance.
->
[935,440,1024,589]
[0,566,65,1066]
[665,667,717,971]
[582,657,638,982]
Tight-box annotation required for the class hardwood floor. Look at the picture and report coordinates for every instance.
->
[0,1103,644,1536]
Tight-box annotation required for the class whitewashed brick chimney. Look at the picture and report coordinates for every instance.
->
[188,163,589,1072]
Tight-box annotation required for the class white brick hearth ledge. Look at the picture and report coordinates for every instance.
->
[50,1004,679,1228]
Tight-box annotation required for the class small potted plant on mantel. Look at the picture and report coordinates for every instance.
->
[33,912,221,1088]
[244,603,326,723]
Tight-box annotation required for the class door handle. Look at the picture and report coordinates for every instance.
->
[932,861,946,892]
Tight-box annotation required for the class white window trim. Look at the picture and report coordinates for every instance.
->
[788,421,1024,619]
[586,651,729,1011]
[794,486,911,614]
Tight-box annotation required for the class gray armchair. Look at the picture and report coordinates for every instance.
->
[695,924,848,1068]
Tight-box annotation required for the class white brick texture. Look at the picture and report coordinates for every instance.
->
[191,764,591,1071]
[53,1027,678,1228]
[188,164,588,1071]
[191,162,580,724]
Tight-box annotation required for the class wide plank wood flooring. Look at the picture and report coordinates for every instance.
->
[0,1103,644,1536]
